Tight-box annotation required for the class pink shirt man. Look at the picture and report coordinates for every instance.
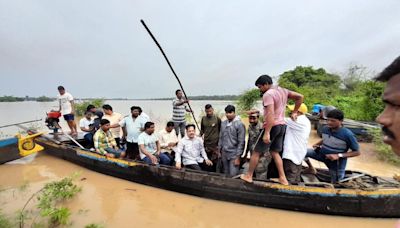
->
[262,85,290,127]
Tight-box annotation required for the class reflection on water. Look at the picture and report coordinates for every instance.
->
[1,101,399,227]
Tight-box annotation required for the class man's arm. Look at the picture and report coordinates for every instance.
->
[70,100,75,114]
[139,144,154,158]
[288,91,304,120]
[264,104,275,135]
[175,141,184,169]
[236,123,246,157]
[156,140,161,155]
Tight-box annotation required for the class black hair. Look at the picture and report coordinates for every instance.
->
[102,104,112,111]
[84,110,92,115]
[255,75,273,86]
[175,89,182,95]
[326,109,344,121]
[100,119,110,125]
[205,104,212,109]
[166,121,174,127]
[144,121,154,130]
[185,124,196,130]
[130,106,142,113]
[86,104,95,111]
[225,105,235,113]
[57,86,65,90]
[376,56,400,82]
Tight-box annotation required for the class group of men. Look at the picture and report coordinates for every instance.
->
[56,55,400,186]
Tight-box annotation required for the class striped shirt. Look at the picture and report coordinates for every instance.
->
[172,98,187,122]
[93,128,117,155]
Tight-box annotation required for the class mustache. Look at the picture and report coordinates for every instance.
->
[382,127,396,139]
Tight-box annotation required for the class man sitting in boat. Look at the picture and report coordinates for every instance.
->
[158,121,178,165]
[241,112,270,180]
[87,104,104,132]
[79,110,95,149]
[138,122,171,165]
[175,124,213,170]
[219,105,246,177]
[93,119,126,158]
[282,103,311,184]
[305,109,360,183]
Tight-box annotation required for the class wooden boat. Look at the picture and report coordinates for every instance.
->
[1,133,400,217]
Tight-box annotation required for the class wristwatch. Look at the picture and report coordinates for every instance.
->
[338,153,344,158]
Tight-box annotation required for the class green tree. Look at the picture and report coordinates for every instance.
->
[236,88,261,112]
[279,66,341,88]
[74,99,105,117]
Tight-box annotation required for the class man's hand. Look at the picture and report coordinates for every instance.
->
[168,142,177,147]
[205,159,213,166]
[234,157,240,166]
[325,154,339,161]
[290,111,298,121]
[149,154,158,164]
[175,162,182,170]
[263,132,271,144]
[105,153,115,158]
[312,144,321,149]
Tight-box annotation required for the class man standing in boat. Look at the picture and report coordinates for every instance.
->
[56,86,77,136]
[219,105,246,177]
[200,104,222,172]
[175,124,213,170]
[240,75,304,185]
[172,89,192,138]
[375,56,400,157]
[102,104,123,149]
[305,109,360,183]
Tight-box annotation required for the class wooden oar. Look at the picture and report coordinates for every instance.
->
[0,119,42,129]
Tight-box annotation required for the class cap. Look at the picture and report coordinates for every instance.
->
[287,103,308,114]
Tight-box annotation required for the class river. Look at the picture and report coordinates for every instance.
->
[0,100,399,227]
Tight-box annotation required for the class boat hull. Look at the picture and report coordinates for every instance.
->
[36,139,400,218]
[0,137,22,164]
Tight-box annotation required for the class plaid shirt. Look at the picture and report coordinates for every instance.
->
[93,128,116,155]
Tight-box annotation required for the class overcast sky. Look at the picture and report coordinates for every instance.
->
[1,0,399,98]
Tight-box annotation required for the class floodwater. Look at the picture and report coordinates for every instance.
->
[1,101,400,227]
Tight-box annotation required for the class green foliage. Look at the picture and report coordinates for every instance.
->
[0,211,13,228]
[75,99,105,117]
[236,88,261,112]
[371,129,400,166]
[279,66,341,88]
[0,96,24,102]
[85,223,105,228]
[36,96,56,102]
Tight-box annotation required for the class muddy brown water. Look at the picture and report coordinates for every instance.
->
[1,131,400,227]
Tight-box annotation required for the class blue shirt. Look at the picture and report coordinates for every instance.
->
[320,126,359,155]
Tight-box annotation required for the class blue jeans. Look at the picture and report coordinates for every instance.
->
[306,148,347,183]
[104,147,123,158]
[84,133,94,148]
[143,153,171,165]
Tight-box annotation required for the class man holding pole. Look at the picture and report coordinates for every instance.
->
[172,89,192,138]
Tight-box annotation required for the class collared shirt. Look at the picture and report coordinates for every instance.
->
[201,115,221,147]
[172,98,187,122]
[93,129,116,155]
[246,122,263,154]
[119,115,146,143]
[175,136,209,165]
[158,128,178,153]
[137,132,158,159]
[103,112,123,138]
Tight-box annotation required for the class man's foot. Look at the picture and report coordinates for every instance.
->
[279,177,289,185]
[303,167,317,175]
[240,174,253,183]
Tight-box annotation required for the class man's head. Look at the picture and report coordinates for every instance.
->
[375,56,400,156]
[326,109,344,130]
[166,121,174,133]
[249,113,259,126]
[186,124,196,139]
[102,104,113,115]
[84,111,92,120]
[225,105,236,121]
[86,104,96,113]
[57,86,65,95]
[255,75,273,94]
[205,104,214,117]
[100,119,110,131]
[130,106,141,118]
[176,89,183,99]
[144,121,155,135]
[287,103,308,115]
